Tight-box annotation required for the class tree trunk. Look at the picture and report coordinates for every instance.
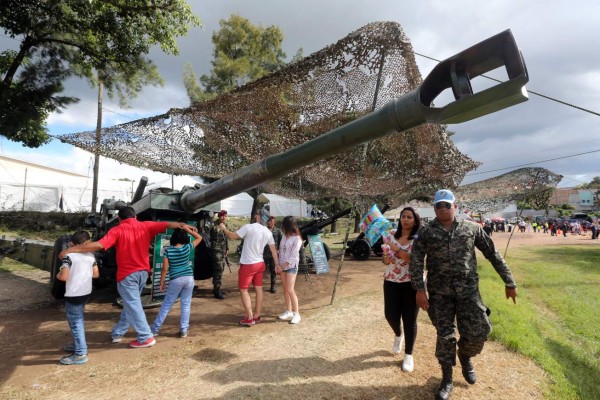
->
[354,209,361,233]
[91,74,103,213]
[330,197,339,233]
[1,36,34,89]
[248,188,260,220]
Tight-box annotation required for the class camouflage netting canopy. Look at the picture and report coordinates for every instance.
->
[455,167,563,213]
[58,21,482,207]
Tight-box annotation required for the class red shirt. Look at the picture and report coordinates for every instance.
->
[98,218,169,282]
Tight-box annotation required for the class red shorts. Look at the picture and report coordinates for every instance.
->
[238,262,266,289]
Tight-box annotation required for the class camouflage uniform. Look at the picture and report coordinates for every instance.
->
[209,219,229,294]
[410,218,516,366]
[263,226,283,291]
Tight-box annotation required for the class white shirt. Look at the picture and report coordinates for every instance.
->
[236,223,275,264]
[63,253,96,297]
[279,234,302,270]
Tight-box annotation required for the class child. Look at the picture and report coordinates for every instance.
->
[151,225,202,338]
[56,231,99,365]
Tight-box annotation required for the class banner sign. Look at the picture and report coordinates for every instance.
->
[308,234,329,274]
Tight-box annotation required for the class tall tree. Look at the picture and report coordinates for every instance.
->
[0,0,201,147]
[184,14,286,101]
[576,176,600,189]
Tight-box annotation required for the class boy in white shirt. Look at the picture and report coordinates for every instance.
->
[56,231,99,365]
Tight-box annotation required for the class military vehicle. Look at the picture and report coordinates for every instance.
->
[43,30,528,298]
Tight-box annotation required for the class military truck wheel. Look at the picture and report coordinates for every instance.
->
[50,235,71,299]
[92,277,108,289]
[352,239,371,261]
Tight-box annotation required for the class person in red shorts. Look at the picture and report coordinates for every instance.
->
[59,206,195,348]
[219,212,279,326]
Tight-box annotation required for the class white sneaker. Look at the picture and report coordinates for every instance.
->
[392,335,403,354]
[290,313,301,324]
[278,310,293,320]
[402,354,414,372]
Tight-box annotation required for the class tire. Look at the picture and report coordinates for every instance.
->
[50,235,71,299]
[352,239,371,261]
[344,240,354,255]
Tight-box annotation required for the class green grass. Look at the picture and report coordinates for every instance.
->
[478,245,600,400]
[0,256,40,273]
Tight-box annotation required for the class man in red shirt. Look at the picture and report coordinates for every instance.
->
[59,207,195,348]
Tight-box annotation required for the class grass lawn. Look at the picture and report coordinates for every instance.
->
[478,245,600,400]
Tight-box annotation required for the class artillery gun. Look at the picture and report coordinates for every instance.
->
[346,204,391,261]
[297,207,352,265]
[47,30,529,298]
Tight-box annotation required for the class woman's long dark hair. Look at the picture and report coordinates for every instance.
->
[170,228,190,246]
[394,207,421,240]
[281,216,301,236]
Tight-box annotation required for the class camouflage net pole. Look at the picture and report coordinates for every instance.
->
[331,48,388,306]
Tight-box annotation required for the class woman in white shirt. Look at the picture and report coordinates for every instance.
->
[275,216,303,324]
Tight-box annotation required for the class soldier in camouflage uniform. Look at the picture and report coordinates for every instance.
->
[263,216,282,293]
[410,189,517,400]
[209,210,229,299]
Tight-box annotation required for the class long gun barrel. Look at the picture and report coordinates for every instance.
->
[300,207,352,232]
[181,30,528,213]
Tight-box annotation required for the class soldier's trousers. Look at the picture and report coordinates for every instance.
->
[264,257,276,287]
[211,251,225,289]
[427,289,491,366]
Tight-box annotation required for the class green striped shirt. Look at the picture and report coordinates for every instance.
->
[164,243,194,280]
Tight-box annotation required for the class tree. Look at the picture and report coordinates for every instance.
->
[0,0,201,147]
[576,176,600,189]
[184,14,286,101]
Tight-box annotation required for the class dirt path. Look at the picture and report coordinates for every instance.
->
[1,231,596,399]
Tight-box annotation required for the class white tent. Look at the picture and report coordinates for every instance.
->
[218,192,254,216]
[0,155,254,215]
[0,155,132,212]
[258,193,308,217]
[384,206,436,222]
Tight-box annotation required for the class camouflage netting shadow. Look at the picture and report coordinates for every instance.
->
[57,21,481,207]
[455,167,563,213]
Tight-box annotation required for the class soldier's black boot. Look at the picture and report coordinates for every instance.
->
[213,287,225,300]
[435,364,453,400]
[458,350,476,384]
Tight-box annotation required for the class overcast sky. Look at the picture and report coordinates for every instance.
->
[2,0,599,189]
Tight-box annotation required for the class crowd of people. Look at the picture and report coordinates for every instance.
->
[56,188,523,400]
[482,216,600,239]
[56,206,306,364]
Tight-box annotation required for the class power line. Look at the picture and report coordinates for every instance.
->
[78,51,600,126]
[465,149,600,176]
[101,106,138,120]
